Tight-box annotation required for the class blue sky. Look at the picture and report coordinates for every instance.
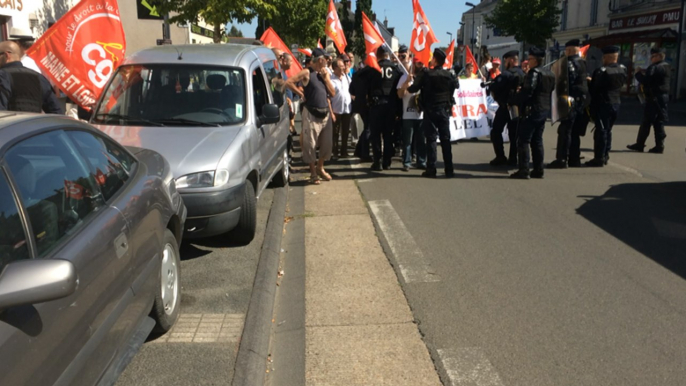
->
[236,0,471,47]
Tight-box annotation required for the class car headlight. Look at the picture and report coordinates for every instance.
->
[214,169,230,187]
[176,171,215,189]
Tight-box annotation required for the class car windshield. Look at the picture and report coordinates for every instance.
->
[93,64,246,127]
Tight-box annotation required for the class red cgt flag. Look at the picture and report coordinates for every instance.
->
[361,12,384,72]
[580,44,590,58]
[410,0,438,66]
[26,0,126,110]
[298,48,313,57]
[317,39,324,49]
[443,39,455,70]
[326,0,347,54]
[465,45,478,73]
[260,27,303,78]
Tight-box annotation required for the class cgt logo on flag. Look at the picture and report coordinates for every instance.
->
[27,0,126,109]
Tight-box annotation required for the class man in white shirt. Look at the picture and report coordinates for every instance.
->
[330,57,352,158]
[396,57,427,171]
[9,27,42,75]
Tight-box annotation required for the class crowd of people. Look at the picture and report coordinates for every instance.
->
[274,38,671,182]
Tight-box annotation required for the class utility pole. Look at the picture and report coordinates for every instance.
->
[466,2,477,55]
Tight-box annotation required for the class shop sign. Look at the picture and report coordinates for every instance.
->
[0,0,23,11]
[191,24,214,38]
[610,8,681,31]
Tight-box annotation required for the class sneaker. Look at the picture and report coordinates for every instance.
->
[530,169,544,179]
[547,160,568,169]
[371,163,383,171]
[585,158,605,167]
[648,146,664,154]
[401,165,410,172]
[489,156,508,166]
[422,169,437,178]
[626,143,645,152]
[510,170,530,179]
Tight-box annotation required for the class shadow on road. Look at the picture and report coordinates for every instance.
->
[577,181,686,279]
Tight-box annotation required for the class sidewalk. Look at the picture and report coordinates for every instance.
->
[300,164,440,385]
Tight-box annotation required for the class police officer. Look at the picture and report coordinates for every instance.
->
[404,48,459,178]
[549,39,590,169]
[510,47,555,179]
[627,47,670,154]
[487,49,525,166]
[586,46,627,167]
[368,46,403,171]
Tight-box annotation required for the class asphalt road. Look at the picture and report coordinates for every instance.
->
[356,122,686,386]
[115,189,274,386]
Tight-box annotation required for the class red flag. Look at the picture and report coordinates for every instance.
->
[361,12,384,72]
[443,40,455,70]
[580,44,590,58]
[26,0,126,110]
[326,0,347,54]
[64,180,84,200]
[464,45,478,73]
[298,48,313,57]
[317,39,324,49]
[410,0,438,66]
[260,27,303,78]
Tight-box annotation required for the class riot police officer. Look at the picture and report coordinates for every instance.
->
[368,46,403,171]
[487,50,525,166]
[586,46,627,167]
[549,39,590,169]
[404,48,459,178]
[510,47,555,179]
[627,47,670,154]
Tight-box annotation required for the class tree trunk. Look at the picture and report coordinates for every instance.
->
[214,24,222,44]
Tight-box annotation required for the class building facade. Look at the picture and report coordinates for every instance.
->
[459,0,519,67]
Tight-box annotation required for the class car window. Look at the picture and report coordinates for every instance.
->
[68,131,136,202]
[253,67,270,117]
[5,131,106,258]
[93,64,247,126]
[0,170,29,270]
[262,59,284,107]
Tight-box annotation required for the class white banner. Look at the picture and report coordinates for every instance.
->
[448,79,508,142]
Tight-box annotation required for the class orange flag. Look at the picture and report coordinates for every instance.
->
[361,12,384,72]
[326,0,347,54]
[260,27,303,78]
[298,48,313,57]
[464,45,478,72]
[26,0,126,109]
[580,44,590,58]
[443,40,455,70]
[317,39,324,49]
[410,0,438,66]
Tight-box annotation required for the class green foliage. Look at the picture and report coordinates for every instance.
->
[353,0,373,58]
[339,0,355,53]
[228,25,244,37]
[484,0,561,47]
[269,0,327,47]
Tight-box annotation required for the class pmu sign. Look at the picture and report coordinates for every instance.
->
[610,8,681,31]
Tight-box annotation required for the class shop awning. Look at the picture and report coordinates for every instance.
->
[589,28,677,45]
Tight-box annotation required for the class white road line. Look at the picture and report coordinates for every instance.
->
[356,179,374,183]
[438,348,505,386]
[368,200,440,283]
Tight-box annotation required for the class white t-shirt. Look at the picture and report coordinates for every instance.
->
[21,55,42,75]
[398,74,422,120]
[330,74,351,114]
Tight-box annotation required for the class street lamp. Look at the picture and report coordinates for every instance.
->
[466,2,476,55]
[447,31,453,43]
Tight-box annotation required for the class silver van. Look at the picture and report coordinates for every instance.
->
[92,44,289,244]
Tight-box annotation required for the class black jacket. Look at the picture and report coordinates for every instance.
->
[407,66,459,109]
[0,62,63,114]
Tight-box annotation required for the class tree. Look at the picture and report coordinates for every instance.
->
[255,16,271,39]
[339,0,355,53]
[353,0,373,58]
[152,0,276,43]
[484,0,561,47]
[228,25,244,37]
[268,0,327,47]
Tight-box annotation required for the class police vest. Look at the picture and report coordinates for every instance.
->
[370,60,401,99]
[2,66,42,113]
[646,61,671,97]
[422,68,457,108]
[531,67,556,113]
[593,64,627,105]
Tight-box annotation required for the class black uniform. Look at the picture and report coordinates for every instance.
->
[489,65,525,164]
[510,64,555,178]
[634,59,670,151]
[407,66,459,176]
[0,62,63,114]
[367,59,403,168]
[588,63,627,164]
[554,54,589,166]
[351,65,375,160]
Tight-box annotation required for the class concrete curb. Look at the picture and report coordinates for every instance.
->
[232,186,288,386]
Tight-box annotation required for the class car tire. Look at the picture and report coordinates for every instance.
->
[229,179,257,245]
[151,229,181,334]
[270,148,289,188]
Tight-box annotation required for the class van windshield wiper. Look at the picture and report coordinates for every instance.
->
[152,118,221,127]
[94,113,165,126]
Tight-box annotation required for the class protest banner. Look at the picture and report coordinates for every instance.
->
[449,79,492,141]
[27,0,126,110]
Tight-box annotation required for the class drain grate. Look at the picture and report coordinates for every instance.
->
[152,313,245,343]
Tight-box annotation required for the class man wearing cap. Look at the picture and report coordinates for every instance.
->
[0,41,63,114]
[286,47,336,184]
[489,57,501,79]
[9,27,41,75]
[586,46,627,166]
[405,48,460,178]
[398,45,411,68]
[487,50,525,166]
[509,47,555,179]
[549,39,590,169]
[367,46,404,171]
[627,46,670,153]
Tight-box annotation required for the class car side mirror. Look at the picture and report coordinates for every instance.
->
[257,103,280,126]
[0,259,78,310]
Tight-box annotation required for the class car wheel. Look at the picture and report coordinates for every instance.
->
[229,179,257,245]
[270,148,289,188]
[151,229,181,333]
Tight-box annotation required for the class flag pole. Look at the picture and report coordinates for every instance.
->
[384,42,409,75]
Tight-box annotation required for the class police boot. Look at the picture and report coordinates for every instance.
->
[547,160,568,169]
[371,162,383,171]
[489,156,508,166]
[510,169,530,179]
[626,143,645,152]
[648,146,664,154]
[568,158,582,168]
[422,168,437,178]
[585,158,605,167]
[530,169,544,179]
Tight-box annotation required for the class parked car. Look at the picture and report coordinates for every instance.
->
[91,44,290,244]
[0,113,185,385]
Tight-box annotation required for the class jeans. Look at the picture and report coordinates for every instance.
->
[518,112,546,172]
[402,119,426,167]
[423,107,453,172]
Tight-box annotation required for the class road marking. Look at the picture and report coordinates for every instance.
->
[151,313,244,343]
[356,178,374,183]
[368,200,440,283]
[437,348,505,386]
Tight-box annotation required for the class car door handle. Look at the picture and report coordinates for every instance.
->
[114,233,128,259]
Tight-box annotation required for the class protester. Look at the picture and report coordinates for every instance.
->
[460,63,478,79]
[286,48,335,184]
[489,57,501,79]
[0,41,63,114]
[330,57,352,158]
[397,57,426,171]
[521,60,530,74]
[346,51,356,77]
[8,27,41,74]
[480,53,492,78]
[398,45,411,69]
